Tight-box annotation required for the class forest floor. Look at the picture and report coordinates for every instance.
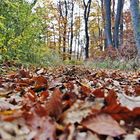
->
[0,64,140,140]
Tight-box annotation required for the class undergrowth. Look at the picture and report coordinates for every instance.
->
[1,53,140,73]
[84,58,140,71]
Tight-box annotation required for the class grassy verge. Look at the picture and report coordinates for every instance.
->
[84,59,140,71]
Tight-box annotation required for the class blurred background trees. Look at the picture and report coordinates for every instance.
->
[0,0,139,66]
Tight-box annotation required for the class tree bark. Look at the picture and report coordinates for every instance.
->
[113,0,124,48]
[83,0,91,59]
[57,0,62,54]
[69,0,74,60]
[104,0,113,47]
[101,0,106,49]
[130,0,140,56]
[119,11,124,46]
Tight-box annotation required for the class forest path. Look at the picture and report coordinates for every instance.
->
[0,65,140,140]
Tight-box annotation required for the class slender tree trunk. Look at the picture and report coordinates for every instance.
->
[63,21,67,60]
[63,0,68,60]
[69,0,74,60]
[84,18,90,59]
[58,18,62,53]
[112,0,115,38]
[113,0,124,48]
[101,0,106,49]
[83,0,91,59]
[57,0,62,53]
[119,12,123,45]
[104,0,113,47]
[52,24,56,48]
[77,34,80,60]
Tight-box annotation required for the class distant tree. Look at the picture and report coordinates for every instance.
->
[69,0,74,60]
[83,0,92,59]
[57,0,68,60]
[89,0,103,52]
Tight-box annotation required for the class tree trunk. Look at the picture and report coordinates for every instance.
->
[104,0,113,47]
[130,0,140,56]
[113,0,124,48]
[101,0,106,49]
[63,21,67,60]
[83,0,91,59]
[119,11,124,46]
[69,0,74,60]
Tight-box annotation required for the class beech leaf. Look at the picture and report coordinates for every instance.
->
[82,113,126,137]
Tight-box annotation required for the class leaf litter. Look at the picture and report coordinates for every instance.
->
[0,66,140,140]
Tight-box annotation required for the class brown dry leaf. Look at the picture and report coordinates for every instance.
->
[19,69,30,78]
[32,117,56,140]
[25,113,56,140]
[134,85,140,96]
[133,107,140,116]
[24,90,37,102]
[82,113,126,137]
[80,85,91,95]
[46,88,63,119]
[92,88,104,98]
[33,76,48,85]
[105,89,118,106]
[59,99,102,124]
[0,88,12,96]
[39,91,49,101]
[102,104,134,122]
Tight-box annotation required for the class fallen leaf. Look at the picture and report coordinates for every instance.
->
[0,88,12,96]
[0,99,21,111]
[102,104,134,121]
[59,100,98,124]
[82,113,126,137]
[134,86,140,96]
[34,76,48,85]
[25,113,56,140]
[19,69,30,78]
[40,91,49,101]
[92,88,104,98]
[118,92,140,110]
[81,85,91,95]
[105,89,118,106]
[46,88,63,119]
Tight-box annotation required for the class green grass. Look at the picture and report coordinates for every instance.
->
[1,49,140,73]
[84,59,140,71]
[64,59,84,65]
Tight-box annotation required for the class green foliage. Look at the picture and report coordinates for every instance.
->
[0,0,46,64]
